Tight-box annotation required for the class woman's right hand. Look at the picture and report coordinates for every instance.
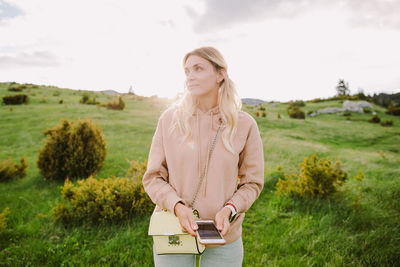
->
[174,202,198,237]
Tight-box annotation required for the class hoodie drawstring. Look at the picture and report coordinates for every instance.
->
[194,107,221,199]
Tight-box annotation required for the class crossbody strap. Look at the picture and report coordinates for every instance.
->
[189,124,222,209]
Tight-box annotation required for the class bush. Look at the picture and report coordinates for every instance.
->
[277,113,281,119]
[52,176,154,224]
[80,93,100,105]
[126,159,147,183]
[386,106,400,116]
[276,154,348,198]
[8,84,26,92]
[258,106,266,111]
[0,157,28,183]
[343,111,351,117]
[288,100,306,107]
[102,96,125,110]
[2,94,29,105]
[261,111,267,117]
[380,120,393,127]
[287,105,305,119]
[0,207,10,235]
[255,111,260,117]
[368,114,380,123]
[59,99,63,104]
[37,119,106,181]
[363,107,372,114]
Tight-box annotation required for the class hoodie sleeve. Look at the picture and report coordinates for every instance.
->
[142,113,184,213]
[229,117,264,214]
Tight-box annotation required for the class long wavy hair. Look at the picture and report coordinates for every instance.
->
[168,46,242,154]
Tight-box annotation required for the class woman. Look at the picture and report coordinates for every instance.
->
[143,46,264,266]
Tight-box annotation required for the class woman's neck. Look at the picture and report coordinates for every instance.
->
[194,91,218,113]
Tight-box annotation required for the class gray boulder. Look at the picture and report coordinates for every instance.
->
[343,100,373,113]
[317,107,344,115]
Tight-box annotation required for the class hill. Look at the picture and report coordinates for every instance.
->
[0,82,399,266]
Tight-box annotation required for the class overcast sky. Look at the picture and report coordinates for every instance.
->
[1,0,399,102]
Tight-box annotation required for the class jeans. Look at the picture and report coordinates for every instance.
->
[153,237,243,267]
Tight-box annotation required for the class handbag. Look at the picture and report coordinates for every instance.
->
[148,124,222,255]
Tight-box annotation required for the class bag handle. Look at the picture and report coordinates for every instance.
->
[189,124,222,210]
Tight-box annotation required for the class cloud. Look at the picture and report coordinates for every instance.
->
[187,0,400,33]
[0,50,60,69]
[0,0,23,21]
[346,0,400,29]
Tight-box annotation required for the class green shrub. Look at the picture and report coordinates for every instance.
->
[2,94,29,105]
[277,113,281,119]
[261,111,267,117]
[0,207,10,235]
[59,99,63,104]
[80,93,89,104]
[368,114,380,123]
[380,120,393,127]
[79,93,99,105]
[309,98,323,103]
[126,159,147,183]
[258,106,266,111]
[37,119,106,181]
[52,176,154,224]
[386,106,400,116]
[363,107,372,114]
[287,105,305,119]
[343,111,351,117]
[102,96,125,110]
[0,157,28,183]
[8,84,26,92]
[53,91,61,96]
[288,100,306,107]
[276,154,348,198]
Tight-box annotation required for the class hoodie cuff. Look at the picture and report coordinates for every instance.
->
[165,193,185,215]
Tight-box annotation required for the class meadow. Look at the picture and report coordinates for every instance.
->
[0,83,399,266]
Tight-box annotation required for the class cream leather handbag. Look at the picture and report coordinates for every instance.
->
[148,207,206,255]
[148,124,222,255]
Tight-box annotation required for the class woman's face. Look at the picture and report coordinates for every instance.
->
[184,55,223,98]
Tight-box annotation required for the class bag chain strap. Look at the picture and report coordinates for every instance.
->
[189,124,222,211]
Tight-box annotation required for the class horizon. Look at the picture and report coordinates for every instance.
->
[1,1,400,102]
[2,80,398,104]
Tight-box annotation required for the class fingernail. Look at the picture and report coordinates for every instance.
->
[193,226,198,230]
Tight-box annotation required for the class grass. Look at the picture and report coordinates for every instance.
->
[1,82,400,266]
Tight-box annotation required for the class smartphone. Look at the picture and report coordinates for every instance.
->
[196,220,226,245]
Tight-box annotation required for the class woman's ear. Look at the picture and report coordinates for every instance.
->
[217,69,227,83]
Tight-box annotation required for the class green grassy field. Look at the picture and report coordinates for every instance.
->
[1,83,399,266]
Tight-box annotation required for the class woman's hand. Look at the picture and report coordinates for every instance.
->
[215,207,231,237]
[174,202,198,237]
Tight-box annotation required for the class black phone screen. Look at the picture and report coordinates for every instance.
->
[197,222,223,239]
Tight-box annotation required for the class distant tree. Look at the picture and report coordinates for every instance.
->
[356,88,367,100]
[128,85,136,95]
[336,79,350,96]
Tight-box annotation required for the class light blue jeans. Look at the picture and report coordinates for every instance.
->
[153,237,243,267]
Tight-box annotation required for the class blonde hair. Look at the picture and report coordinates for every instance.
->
[168,46,242,154]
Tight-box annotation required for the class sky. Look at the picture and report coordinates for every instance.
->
[0,0,399,102]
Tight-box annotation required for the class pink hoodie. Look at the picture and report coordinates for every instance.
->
[143,105,264,245]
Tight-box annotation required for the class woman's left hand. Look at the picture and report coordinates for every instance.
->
[215,207,231,237]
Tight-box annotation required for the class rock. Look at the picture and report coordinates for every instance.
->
[317,107,344,114]
[343,100,373,113]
